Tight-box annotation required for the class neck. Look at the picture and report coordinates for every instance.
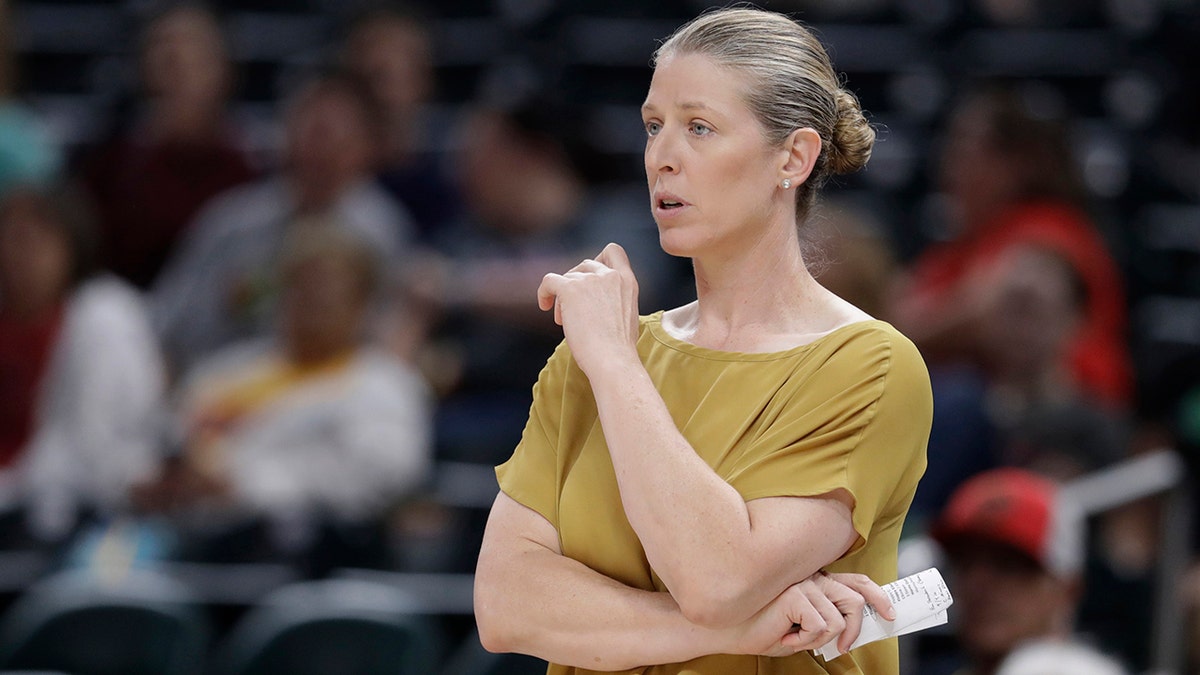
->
[148,98,223,142]
[285,342,353,368]
[383,110,420,162]
[991,359,1076,409]
[683,225,823,349]
[291,171,359,213]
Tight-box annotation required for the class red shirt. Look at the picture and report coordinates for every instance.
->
[0,305,64,467]
[81,128,257,288]
[907,201,1132,405]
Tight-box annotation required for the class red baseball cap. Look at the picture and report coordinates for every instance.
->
[932,468,1083,577]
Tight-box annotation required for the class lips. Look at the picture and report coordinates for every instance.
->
[653,190,689,211]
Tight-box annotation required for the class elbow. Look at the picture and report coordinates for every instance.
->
[678,599,741,629]
[473,576,518,654]
[673,579,750,629]
[475,614,512,654]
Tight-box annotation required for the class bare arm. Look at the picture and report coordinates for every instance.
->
[475,492,728,670]
[589,358,858,626]
[536,244,860,627]
[474,492,889,668]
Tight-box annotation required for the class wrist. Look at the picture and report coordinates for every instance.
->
[583,350,646,391]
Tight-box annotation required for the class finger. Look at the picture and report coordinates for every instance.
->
[806,574,866,654]
[810,580,862,654]
[829,573,895,621]
[838,595,864,655]
[595,242,631,272]
[778,585,828,651]
[537,273,563,312]
[779,598,824,651]
[804,586,846,647]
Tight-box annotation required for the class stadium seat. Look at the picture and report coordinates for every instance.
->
[0,569,208,675]
[211,578,440,675]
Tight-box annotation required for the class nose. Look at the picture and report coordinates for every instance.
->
[644,128,680,177]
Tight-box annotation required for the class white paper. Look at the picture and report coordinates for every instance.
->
[814,567,953,661]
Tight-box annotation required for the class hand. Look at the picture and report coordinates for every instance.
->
[821,572,896,654]
[536,243,640,376]
[723,571,895,658]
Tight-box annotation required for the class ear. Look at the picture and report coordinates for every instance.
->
[780,127,822,188]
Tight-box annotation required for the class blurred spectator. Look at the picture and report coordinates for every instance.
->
[76,3,257,289]
[928,468,1127,675]
[407,92,666,465]
[978,248,1089,424]
[342,3,458,241]
[137,223,431,573]
[977,246,1129,475]
[995,639,1128,675]
[908,230,1128,525]
[0,2,61,199]
[891,84,1133,408]
[150,70,414,374]
[0,185,165,543]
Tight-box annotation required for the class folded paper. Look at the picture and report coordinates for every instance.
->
[814,567,953,661]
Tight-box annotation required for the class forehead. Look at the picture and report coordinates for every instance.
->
[643,53,750,113]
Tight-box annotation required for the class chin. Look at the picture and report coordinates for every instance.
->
[656,227,708,260]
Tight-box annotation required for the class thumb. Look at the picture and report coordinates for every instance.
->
[537,273,562,312]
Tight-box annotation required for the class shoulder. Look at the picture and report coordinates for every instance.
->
[187,177,284,241]
[638,310,667,331]
[353,349,433,401]
[338,181,415,247]
[998,201,1106,250]
[820,320,922,365]
[806,320,931,400]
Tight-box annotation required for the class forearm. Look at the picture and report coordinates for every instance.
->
[537,245,854,627]
[588,359,815,625]
[475,504,729,669]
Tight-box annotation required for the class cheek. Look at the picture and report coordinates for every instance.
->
[723,148,776,196]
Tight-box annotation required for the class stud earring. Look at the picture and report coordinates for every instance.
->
[781,179,792,189]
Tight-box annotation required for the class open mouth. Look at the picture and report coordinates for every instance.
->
[658,199,684,209]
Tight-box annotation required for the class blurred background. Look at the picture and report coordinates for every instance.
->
[0,0,1198,673]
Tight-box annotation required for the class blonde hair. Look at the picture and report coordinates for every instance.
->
[653,7,874,220]
[279,217,381,302]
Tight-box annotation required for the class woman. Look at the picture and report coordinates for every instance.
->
[134,223,432,574]
[78,3,256,288]
[474,8,931,675]
[0,184,165,542]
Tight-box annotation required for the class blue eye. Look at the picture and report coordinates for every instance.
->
[645,121,662,137]
[689,122,712,136]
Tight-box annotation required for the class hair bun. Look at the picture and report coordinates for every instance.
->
[828,88,875,175]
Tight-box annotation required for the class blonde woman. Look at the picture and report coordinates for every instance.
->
[474,8,932,674]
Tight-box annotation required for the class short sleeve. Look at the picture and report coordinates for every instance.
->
[494,341,571,528]
[726,328,932,549]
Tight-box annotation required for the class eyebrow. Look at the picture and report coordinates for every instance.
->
[641,101,715,114]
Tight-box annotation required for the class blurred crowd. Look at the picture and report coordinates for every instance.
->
[0,0,1198,673]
